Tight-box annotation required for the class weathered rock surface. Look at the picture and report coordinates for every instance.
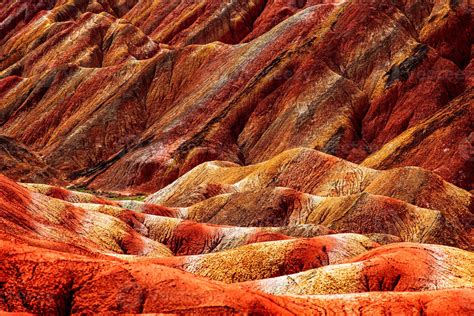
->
[2,238,474,314]
[0,0,473,314]
[0,175,172,257]
[0,136,63,185]
[1,175,473,314]
[147,148,473,249]
[0,0,472,193]
[244,243,474,295]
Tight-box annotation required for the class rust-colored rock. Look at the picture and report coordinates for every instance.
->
[0,136,64,185]
[0,0,473,314]
[0,0,472,193]
[2,238,473,314]
[244,243,474,295]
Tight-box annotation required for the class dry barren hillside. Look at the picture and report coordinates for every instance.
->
[0,0,473,314]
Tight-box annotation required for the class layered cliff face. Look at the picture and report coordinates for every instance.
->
[1,0,472,194]
[0,0,473,314]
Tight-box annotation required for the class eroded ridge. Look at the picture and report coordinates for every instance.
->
[0,0,473,314]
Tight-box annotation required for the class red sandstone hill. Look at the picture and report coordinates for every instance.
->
[0,0,472,194]
[1,168,474,314]
[0,0,473,314]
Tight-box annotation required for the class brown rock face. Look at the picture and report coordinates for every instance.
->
[0,136,64,184]
[0,0,472,194]
[0,0,473,314]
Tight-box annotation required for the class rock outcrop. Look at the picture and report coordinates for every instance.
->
[0,0,472,193]
[0,173,473,314]
[0,0,472,314]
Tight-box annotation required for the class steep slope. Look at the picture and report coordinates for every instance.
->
[363,87,474,191]
[0,136,63,184]
[0,0,473,314]
[0,0,471,193]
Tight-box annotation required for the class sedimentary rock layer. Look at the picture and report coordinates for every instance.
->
[0,0,473,314]
[1,173,473,314]
[0,0,472,193]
